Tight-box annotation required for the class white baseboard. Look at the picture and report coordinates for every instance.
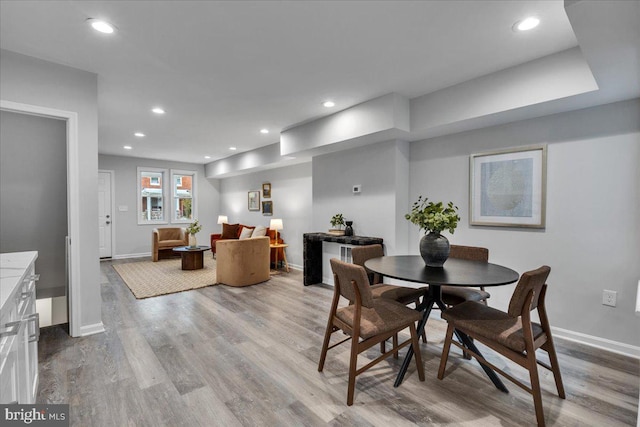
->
[112,252,151,259]
[78,322,105,337]
[425,310,640,359]
[288,263,302,271]
[551,326,640,360]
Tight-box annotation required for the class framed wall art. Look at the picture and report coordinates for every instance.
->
[470,145,547,228]
[248,191,260,211]
[262,182,271,198]
[262,200,273,216]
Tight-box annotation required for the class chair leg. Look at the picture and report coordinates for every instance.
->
[392,334,399,359]
[543,339,566,399]
[318,324,334,372]
[409,323,425,381]
[347,336,359,406]
[527,351,546,427]
[462,337,473,360]
[438,324,455,380]
[380,340,386,354]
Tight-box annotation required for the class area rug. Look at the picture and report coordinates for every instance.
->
[112,256,217,299]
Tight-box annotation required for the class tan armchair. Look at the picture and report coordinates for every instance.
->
[152,227,188,262]
[216,236,270,287]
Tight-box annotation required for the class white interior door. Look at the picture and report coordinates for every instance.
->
[98,171,113,258]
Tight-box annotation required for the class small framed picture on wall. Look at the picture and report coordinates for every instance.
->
[262,201,273,216]
[248,191,260,211]
[262,182,271,198]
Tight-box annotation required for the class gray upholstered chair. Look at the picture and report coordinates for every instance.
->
[318,259,425,406]
[438,265,565,427]
[352,245,426,305]
[352,244,427,354]
[441,245,491,306]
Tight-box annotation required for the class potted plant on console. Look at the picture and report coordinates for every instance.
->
[186,219,202,248]
[328,213,345,236]
[405,196,460,267]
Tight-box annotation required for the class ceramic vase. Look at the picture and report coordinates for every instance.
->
[344,221,354,236]
[419,232,450,267]
[188,234,197,248]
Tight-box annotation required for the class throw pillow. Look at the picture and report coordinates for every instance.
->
[221,223,240,239]
[238,226,254,240]
[251,225,267,237]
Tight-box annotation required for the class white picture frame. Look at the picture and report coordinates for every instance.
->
[470,145,547,228]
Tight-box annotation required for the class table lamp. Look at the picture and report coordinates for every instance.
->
[270,218,283,242]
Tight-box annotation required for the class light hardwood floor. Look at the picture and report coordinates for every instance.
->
[37,258,639,426]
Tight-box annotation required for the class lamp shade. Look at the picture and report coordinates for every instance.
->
[269,218,283,231]
[217,215,228,224]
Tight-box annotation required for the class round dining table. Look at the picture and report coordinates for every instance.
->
[364,255,520,389]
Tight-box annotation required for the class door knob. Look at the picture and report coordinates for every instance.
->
[106,221,111,225]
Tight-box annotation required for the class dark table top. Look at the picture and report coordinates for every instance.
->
[172,246,211,253]
[364,255,519,287]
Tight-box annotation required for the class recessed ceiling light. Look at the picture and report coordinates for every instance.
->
[229,147,237,151]
[134,132,145,137]
[151,107,165,115]
[323,100,336,108]
[260,129,269,134]
[513,16,540,32]
[204,155,211,159]
[123,145,132,150]
[87,19,115,34]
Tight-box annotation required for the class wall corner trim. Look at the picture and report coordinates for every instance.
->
[78,322,105,337]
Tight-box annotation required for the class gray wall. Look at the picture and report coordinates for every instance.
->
[98,154,220,257]
[409,98,640,347]
[312,140,410,256]
[0,49,101,333]
[0,111,68,298]
[218,162,312,268]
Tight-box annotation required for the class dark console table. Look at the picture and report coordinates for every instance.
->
[302,233,383,286]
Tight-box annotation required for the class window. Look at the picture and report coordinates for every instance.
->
[137,167,168,224]
[171,169,197,223]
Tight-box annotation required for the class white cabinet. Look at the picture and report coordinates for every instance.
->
[0,251,39,404]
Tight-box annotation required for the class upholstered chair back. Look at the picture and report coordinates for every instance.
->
[449,245,489,262]
[330,258,374,308]
[508,265,551,317]
[351,244,384,285]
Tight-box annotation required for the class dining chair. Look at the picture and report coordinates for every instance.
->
[441,245,491,306]
[437,265,565,427]
[318,258,425,406]
[352,244,427,354]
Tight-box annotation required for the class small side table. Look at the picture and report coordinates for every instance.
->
[172,246,211,270]
[270,243,289,272]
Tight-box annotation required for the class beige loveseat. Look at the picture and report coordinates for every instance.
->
[216,236,270,287]
[152,227,188,262]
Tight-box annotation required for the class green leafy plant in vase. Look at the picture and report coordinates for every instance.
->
[186,220,202,248]
[329,213,345,236]
[405,196,460,267]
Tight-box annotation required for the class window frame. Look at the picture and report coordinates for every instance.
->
[170,169,197,224]
[137,167,169,225]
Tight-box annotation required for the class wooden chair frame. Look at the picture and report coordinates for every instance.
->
[438,284,565,426]
[318,270,425,406]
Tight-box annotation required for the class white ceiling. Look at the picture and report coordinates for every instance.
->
[0,1,581,164]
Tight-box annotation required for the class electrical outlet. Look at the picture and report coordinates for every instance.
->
[602,290,617,307]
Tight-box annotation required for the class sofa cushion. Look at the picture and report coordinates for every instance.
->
[221,223,240,239]
[158,239,186,248]
[239,226,254,240]
[251,225,267,237]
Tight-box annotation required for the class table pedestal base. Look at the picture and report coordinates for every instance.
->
[394,284,508,393]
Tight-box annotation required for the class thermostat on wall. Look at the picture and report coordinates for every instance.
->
[352,185,361,194]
